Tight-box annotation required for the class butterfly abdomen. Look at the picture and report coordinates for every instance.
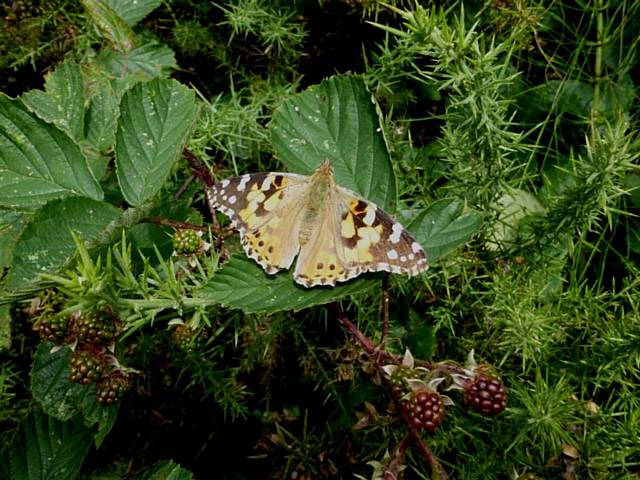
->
[298,166,335,246]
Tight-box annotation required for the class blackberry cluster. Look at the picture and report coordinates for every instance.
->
[74,310,117,345]
[69,350,104,385]
[402,388,446,433]
[35,315,68,344]
[96,373,131,405]
[172,229,203,254]
[463,373,507,416]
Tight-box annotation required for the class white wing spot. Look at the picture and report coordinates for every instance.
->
[411,242,422,253]
[221,179,230,188]
[238,175,250,191]
[387,249,398,260]
[228,195,237,204]
[363,206,376,226]
[219,189,225,197]
[260,176,272,191]
[400,256,407,262]
[390,223,403,243]
[408,253,415,260]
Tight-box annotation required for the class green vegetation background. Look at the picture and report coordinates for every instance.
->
[0,0,639,479]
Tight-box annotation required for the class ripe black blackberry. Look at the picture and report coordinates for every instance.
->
[69,350,104,385]
[463,373,507,416]
[96,373,131,405]
[402,388,446,433]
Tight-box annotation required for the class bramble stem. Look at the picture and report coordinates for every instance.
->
[330,302,449,479]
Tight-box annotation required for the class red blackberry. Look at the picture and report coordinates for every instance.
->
[69,350,104,385]
[463,373,507,416]
[172,229,203,254]
[35,315,68,344]
[96,373,131,405]
[402,388,446,433]
[73,310,116,345]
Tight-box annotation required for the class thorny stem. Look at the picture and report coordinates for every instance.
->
[330,303,465,374]
[330,302,449,479]
[182,148,214,187]
[146,217,212,233]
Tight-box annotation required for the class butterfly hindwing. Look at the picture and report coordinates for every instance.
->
[335,187,428,277]
[208,172,308,273]
[294,199,358,287]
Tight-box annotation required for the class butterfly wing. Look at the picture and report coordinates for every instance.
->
[293,197,361,287]
[208,172,309,274]
[334,186,428,276]
[293,185,428,288]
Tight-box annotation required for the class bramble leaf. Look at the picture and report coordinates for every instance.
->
[195,255,378,313]
[115,79,196,206]
[270,75,396,211]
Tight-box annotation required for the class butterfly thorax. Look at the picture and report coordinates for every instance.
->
[298,162,335,246]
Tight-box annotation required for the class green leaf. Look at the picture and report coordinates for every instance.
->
[0,411,93,480]
[80,391,119,447]
[403,308,435,360]
[85,78,121,152]
[408,199,483,262]
[195,255,378,313]
[96,44,177,92]
[0,210,25,269]
[105,0,161,26]
[30,343,119,446]
[21,61,85,142]
[7,197,121,288]
[136,461,195,480]
[81,0,137,52]
[0,95,103,209]
[270,74,396,211]
[115,79,196,206]
[30,344,89,420]
[486,190,545,250]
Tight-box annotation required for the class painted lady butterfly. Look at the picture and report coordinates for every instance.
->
[208,160,427,287]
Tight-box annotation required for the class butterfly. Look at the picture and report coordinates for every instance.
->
[207,160,428,288]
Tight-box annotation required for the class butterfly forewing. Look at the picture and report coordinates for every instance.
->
[208,172,309,273]
[335,186,428,277]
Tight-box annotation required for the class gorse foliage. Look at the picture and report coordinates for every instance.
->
[0,0,639,479]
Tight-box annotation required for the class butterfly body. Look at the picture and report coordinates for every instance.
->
[208,161,428,288]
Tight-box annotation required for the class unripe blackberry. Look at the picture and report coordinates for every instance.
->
[96,373,131,405]
[172,229,203,254]
[388,365,414,396]
[463,373,507,416]
[69,350,104,385]
[172,324,207,353]
[402,388,446,433]
[74,310,116,345]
